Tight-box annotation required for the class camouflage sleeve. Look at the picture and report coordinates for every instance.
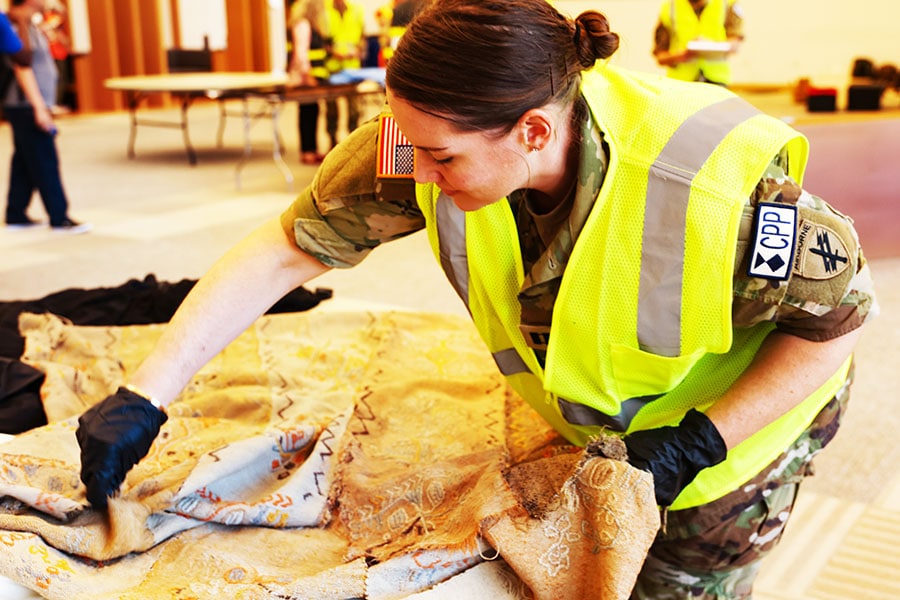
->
[279,118,423,268]
[732,159,878,341]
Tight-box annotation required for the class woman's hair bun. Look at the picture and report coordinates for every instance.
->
[574,11,620,67]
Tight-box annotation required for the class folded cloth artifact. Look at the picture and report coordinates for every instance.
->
[0,310,658,599]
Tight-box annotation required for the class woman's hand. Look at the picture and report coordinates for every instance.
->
[77,387,168,509]
[33,104,54,132]
[624,409,727,507]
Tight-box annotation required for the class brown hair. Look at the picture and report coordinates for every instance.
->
[385,0,619,135]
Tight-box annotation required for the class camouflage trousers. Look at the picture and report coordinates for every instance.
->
[630,367,853,600]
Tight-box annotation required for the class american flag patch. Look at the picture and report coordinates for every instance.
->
[377,114,414,178]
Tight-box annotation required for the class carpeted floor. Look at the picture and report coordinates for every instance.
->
[0,89,898,599]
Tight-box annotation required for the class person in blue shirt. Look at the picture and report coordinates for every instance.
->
[0,11,51,131]
[3,0,89,233]
[0,13,24,53]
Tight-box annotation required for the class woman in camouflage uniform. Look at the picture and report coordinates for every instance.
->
[77,1,877,597]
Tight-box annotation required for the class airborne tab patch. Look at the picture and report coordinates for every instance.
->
[377,114,414,179]
[748,202,797,281]
[792,219,850,279]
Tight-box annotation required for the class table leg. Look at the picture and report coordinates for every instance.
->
[179,96,197,165]
[270,97,294,192]
[216,98,229,148]
[126,91,140,159]
[234,96,253,190]
[234,94,294,192]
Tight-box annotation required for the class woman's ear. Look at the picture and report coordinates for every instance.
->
[518,109,554,152]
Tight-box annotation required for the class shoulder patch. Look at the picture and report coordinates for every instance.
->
[748,202,797,281]
[377,114,415,179]
[792,219,851,280]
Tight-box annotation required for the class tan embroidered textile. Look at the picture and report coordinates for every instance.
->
[0,309,658,599]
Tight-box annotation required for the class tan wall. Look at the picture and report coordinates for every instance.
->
[69,0,273,113]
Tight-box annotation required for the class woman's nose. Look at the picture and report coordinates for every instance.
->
[413,149,439,184]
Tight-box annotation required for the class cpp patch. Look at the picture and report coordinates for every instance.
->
[748,202,797,281]
[792,219,850,279]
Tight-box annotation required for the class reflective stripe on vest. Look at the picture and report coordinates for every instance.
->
[434,194,533,377]
[309,47,330,80]
[639,96,760,356]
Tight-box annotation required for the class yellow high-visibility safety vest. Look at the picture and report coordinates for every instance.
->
[326,2,365,73]
[415,65,851,510]
[288,1,330,80]
[310,48,330,80]
[661,0,734,84]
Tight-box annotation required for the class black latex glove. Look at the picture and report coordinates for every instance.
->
[76,386,167,509]
[624,408,727,507]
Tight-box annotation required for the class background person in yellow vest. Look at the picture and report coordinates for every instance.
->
[76,0,876,597]
[653,0,744,86]
[324,0,365,151]
[373,0,392,66]
[377,0,423,65]
[287,0,331,165]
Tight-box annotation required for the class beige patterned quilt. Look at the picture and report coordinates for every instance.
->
[0,309,658,599]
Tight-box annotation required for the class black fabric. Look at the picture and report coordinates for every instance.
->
[624,408,728,507]
[0,274,333,434]
[0,357,46,434]
[76,386,168,509]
